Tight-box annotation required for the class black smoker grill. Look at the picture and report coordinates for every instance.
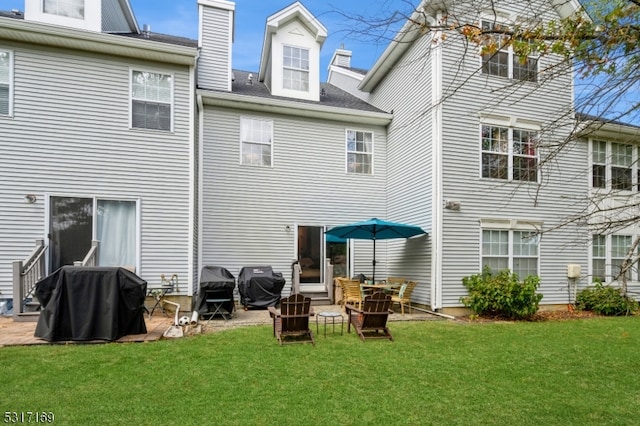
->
[237,266,285,309]
[195,266,236,319]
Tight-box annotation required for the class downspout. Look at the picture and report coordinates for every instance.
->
[188,49,200,298]
[429,14,444,311]
[196,91,204,299]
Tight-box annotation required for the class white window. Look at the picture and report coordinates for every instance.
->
[283,46,309,92]
[482,229,539,278]
[241,117,272,166]
[592,234,637,282]
[0,50,12,116]
[481,125,538,182]
[346,130,373,174]
[481,21,538,82]
[44,0,84,19]
[131,70,172,131]
[591,140,635,191]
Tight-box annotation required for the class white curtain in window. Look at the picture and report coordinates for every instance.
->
[97,200,136,267]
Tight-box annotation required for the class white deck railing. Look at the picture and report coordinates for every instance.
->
[12,239,47,320]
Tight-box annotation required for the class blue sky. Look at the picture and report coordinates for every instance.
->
[128,0,411,80]
[2,0,411,81]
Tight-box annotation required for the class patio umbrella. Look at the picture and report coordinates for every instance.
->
[324,218,426,281]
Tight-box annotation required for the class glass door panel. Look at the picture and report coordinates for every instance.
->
[297,225,324,287]
[97,199,136,267]
[49,196,93,272]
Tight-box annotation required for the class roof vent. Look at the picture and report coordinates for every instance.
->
[320,88,326,96]
[142,24,151,39]
[247,73,253,85]
[11,9,22,16]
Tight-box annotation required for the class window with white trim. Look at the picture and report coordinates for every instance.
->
[241,117,272,167]
[283,46,309,92]
[0,50,11,116]
[44,0,84,19]
[131,70,172,131]
[592,234,637,282]
[481,20,538,82]
[481,125,538,181]
[482,229,539,278]
[346,130,373,174]
[591,139,636,191]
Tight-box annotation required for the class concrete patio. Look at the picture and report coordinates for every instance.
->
[0,303,447,347]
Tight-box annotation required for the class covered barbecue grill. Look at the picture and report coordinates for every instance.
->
[194,266,236,319]
[237,266,285,309]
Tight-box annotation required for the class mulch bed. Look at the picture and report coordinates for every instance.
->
[457,308,610,323]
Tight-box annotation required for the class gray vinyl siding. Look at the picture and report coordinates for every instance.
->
[327,70,367,102]
[350,0,587,309]
[198,7,232,91]
[436,1,586,307]
[200,107,387,290]
[0,42,194,296]
[365,34,435,307]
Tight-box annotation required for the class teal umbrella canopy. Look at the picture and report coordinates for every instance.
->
[325,218,426,280]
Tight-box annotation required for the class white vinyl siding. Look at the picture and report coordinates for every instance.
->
[437,0,581,307]
[201,108,387,291]
[240,117,272,167]
[0,50,12,116]
[131,70,173,132]
[44,0,84,19]
[198,5,233,91]
[0,46,193,297]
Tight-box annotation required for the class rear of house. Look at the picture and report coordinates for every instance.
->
[331,0,589,313]
[0,1,197,313]
[196,1,393,298]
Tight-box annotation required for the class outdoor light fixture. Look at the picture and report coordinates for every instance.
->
[24,194,37,204]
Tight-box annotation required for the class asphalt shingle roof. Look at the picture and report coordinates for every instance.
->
[229,70,386,113]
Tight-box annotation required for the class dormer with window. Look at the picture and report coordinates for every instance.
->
[24,0,139,33]
[258,2,327,102]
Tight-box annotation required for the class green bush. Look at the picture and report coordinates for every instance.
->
[461,267,543,320]
[576,281,638,316]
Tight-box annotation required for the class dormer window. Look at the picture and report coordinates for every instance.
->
[283,46,309,92]
[44,0,85,20]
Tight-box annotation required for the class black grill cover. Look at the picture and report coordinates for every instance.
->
[195,266,236,315]
[34,266,147,341]
[238,266,285,309]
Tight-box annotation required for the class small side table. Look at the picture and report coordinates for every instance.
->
[316,311,344,337]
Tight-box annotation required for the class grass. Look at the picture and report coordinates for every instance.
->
[2,317,640,425]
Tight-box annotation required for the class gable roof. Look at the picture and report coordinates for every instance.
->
[258,2,328,82]
[359,0,585,92]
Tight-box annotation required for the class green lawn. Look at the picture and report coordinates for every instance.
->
[1,318,639,425]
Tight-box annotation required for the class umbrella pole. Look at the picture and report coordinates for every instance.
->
[372,238,376,282]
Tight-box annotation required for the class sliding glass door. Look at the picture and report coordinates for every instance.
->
[49,196,138,273]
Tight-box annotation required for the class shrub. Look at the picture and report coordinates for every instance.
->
[461,267,543,320]
[576,281,638,316]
